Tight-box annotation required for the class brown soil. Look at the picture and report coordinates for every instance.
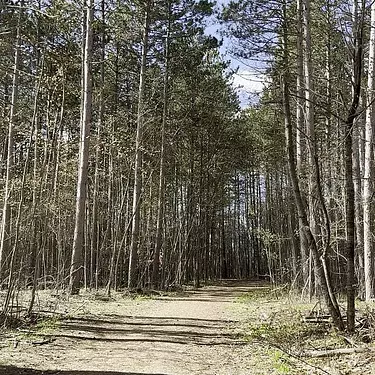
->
[0,280,267,375]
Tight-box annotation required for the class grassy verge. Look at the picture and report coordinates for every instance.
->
[236,288,375,374]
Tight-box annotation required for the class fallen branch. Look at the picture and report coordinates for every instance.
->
[267,342,333,375]
[303,316,331,324]
[31,337,56,346]
[303,347,369,358]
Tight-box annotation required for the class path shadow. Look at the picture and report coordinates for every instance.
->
[0,367,168,375]
[56,311,241,346]
[68,316,234,329]
[119,315,231,323]
[59,322,235,338]
[51,333,245,346]
[46,282,254,347]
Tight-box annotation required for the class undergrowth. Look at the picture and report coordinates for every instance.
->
[270,349,295,374]
[33,316,60,333]
[236,288,375,374]
[239,290,347,349]
[237,287,271,302]
[14,315,61,342]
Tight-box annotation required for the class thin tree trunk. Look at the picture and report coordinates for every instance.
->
[28,53,44,316]
[281,1,344,331]
[353,122,364,296]
[128,1,151,289]
[3,111,35,316]
[151,96,167,287]
[345,0,364,331]
[303,0,318,297]
[0,18,20,279]
[296,0,309,288]
[152,3,170,288]
[90,0,106,290]
[363,0,375,301]
[69,0,93,295]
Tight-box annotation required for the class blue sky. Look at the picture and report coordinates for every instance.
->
[205,1,265,106]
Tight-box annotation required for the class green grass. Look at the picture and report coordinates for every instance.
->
[244,319,326,345]
[15,316,60,342]
[271,350,293,374]
[34,316,60,334]
[234,289,359,374]
[236,288,271,302]
[238,288,347,355]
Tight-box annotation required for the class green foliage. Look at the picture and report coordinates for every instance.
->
[14,316,60,343]
[0,0,296,301]
[238,287,336,349]
[237,288,271,302]
[255,228,282,246]
[240,292,347,354]
[271,350,292,374]
[238,104,285,171]
[34,316,60,334]
[244,320,319,344]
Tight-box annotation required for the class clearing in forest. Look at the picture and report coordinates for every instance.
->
[0,280,374,374]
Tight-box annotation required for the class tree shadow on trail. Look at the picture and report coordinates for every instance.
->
[69,316,235,328]
[56,313,242,346]
[0,366,168,375]
[45,284,251,347]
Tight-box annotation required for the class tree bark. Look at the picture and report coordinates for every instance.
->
[69,0,93,295]
[363,0,375,301]
[128,0,151,289]
[281,1,344,330]
[152,4,170,289]
[345,0,363,331]
[296,0,309,288]
[0,18,20,279]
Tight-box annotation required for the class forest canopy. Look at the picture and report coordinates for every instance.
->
[0,0,375,333]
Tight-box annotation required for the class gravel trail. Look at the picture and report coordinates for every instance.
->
[0,281,266,375]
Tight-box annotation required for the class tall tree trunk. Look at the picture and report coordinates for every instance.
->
[128,1,151,289]
[3,105,35,316]
[28,50,44,316]
[353,122,364,296]
[69,0,93,295]
[303,0,317,296]
[281,1,344,331]
[303,0,338,310]
[363,0,375,301]
[0,18,20,279]
[90,0,106,291]
[296,0,308,288]
[152,4,170,288]
[345,0,364,331]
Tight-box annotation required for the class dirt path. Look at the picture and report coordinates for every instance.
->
[0,281,267,375]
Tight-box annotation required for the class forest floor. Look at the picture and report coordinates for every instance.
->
[0,280,374,375]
